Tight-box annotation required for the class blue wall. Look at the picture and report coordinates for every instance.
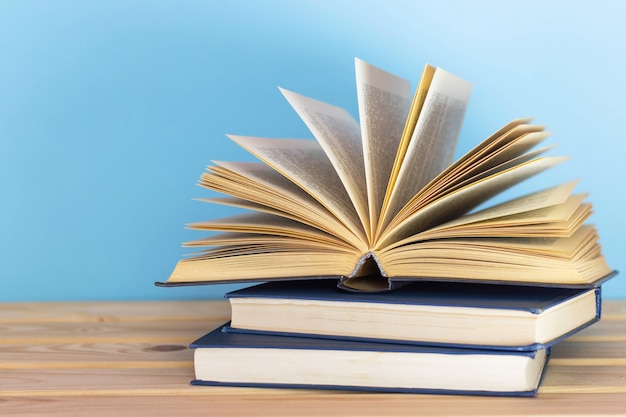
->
[1,0,624,301]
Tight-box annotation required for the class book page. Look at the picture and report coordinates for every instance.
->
[377,68,472,234]
[209,161,319,200]
[199,161,363,248]
[375,156,567,249]
[168,248,362,283]
[187,211,349,247]
[279,88,370,238]
[419,224,597,258]
[430,182,580,228]
[429,146,555,207]
[430,119,535,182]
[394,193,589,244]
[419,126,548,202]
[378,64,436,231]
[355,58,412,239]
[184,231,356,252]
[377,225,611,284]
[227,135,367,243]
[400,123,551,217]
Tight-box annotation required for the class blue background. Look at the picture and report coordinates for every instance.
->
[1,0,624,301]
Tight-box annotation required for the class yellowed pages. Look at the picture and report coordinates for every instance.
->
[187,212,347,245]
[183,232,356,252]
[378,68,472,235]
[427,181,579,229]
[375,156,568,249]
[379,64,436,230]
[199,161,362,246]
[169,249,361,282]
[429,121,540,187]
[381,182,583,246]
[407,125,550,214]
[396,199,591,243]
[354,58,412,239]
[227,135,367,243]
[378,225,612,284]
[279,88,370,238]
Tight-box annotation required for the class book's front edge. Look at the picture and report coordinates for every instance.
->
[535,346,551,394]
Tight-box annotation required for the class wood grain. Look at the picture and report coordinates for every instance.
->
[1,300,625,416]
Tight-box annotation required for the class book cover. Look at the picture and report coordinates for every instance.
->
[190,324,550,396]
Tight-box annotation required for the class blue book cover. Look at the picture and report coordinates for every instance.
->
[225,279,602,350]
[190,324,550,396]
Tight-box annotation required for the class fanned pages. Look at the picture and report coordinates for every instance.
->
[377,67,472,235]
[354,58,412,239]
[162,58,614,292]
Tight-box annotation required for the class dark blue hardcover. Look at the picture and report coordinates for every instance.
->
[190,324,549,396]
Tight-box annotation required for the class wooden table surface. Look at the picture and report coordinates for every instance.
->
[1,300,625,417]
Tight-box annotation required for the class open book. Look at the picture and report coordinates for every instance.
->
[162,58,613,292]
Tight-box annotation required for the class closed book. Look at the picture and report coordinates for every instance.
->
[191,324,549,396]
[225,279,601,350]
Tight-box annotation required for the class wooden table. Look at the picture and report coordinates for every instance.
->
[1,300,625,416]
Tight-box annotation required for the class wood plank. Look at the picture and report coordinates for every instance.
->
[569,320,626,341]
[0,341,194,366]
[542,365,626,393]
[0,320,219,344]
[552,339,626,360]
[0,360,626,398]
[0,368,194,396]
[0,300,230,323]
[2,392,626,417]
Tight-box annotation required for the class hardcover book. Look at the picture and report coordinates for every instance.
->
[190,324,549,396]
[224,279,602,350]
[160,58,613,292]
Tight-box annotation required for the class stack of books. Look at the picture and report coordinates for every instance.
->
[159,58,615,396]
[190,279,609,396]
